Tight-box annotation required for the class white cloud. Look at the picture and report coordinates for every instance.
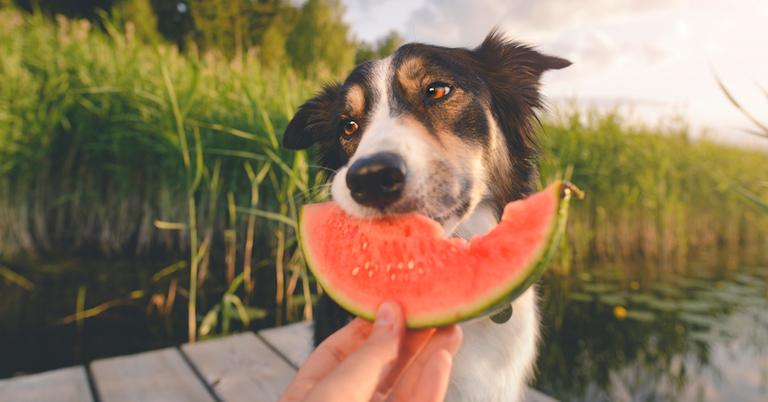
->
[341,0,768,144]
[403,0,683,46]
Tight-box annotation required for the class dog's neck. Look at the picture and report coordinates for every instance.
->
[452,201,499,240]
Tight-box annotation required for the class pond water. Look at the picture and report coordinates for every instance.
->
[1,254,766,402]
[535,256,768,402]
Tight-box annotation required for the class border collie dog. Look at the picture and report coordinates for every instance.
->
[282,31,570,402]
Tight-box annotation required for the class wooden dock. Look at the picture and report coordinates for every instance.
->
[0,322,555,401]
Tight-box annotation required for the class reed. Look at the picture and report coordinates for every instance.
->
[538,109,768,266]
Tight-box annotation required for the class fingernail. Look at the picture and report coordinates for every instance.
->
[375,301,396,329]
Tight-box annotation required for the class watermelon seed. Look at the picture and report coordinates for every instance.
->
[361,241,368,251]
[450,246,458,253]
[351,267,360,276]
[417,268,424,275]
[367,270,373,278]
[390,273,396,280]
[386,263,392,272]
[364,261,370,270]
[396,262,403,270]
[407,260,415,270]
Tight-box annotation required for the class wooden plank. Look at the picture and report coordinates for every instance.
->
[258,321,314,368]
[91,348,214,402]
[259,321,557,402]
[0,366,93,402]
[181,332,296,402]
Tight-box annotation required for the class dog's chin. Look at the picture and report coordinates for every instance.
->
[331,195,472,236]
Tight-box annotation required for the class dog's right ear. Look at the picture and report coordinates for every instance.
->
[282,84,341,150]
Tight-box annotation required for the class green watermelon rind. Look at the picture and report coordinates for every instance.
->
[299,181,573,328]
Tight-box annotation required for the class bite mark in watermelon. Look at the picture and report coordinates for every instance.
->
[299,181,577,328]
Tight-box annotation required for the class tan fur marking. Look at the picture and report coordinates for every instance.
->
[396,56,426,93]
[345,85,365,116]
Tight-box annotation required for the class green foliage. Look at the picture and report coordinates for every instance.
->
[539,109,768,263]
[717,77,768,213]
[0,10,319,259]
[356,31,404,63]
[199,273,267,338]
[112,0,158,42]
[285,0,356,76]
[258,4,298,68]
[187,0,283,57]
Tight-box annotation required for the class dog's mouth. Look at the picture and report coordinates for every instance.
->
[331,167,475,235]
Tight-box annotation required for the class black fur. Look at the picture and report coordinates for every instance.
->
[313,294,355,346]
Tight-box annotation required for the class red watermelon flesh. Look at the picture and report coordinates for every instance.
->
[300,181,575,328]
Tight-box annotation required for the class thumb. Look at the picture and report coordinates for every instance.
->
[306,301,404,401]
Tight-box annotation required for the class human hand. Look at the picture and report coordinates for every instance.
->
[278,301,463,402]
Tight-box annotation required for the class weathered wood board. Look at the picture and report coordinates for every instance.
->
[0,366,93,402]
[91,347,214,402]
[182,332,295,402]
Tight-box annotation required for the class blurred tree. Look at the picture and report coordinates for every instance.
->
[285,0,355,76]
[14,0,118,19]
[375,31,404,58]
[150,0,193,50]
[112,0,157,42]
[258,4,298,68]
[187,0,283,57]
[355,30,404,64]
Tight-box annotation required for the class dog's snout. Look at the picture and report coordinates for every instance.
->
[346,152,406,208]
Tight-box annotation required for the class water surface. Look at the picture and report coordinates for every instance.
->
[535,259,768,402]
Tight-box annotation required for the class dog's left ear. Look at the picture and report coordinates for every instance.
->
[283,84,341,150]
[473,30,571,77]
[471,30,571,153]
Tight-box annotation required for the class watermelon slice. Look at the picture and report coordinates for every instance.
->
[300,181,578,328]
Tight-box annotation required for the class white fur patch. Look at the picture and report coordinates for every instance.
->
[448,205,540,402]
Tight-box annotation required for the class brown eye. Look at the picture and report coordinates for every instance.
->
[426,82,452,100]
[342,120,359,136]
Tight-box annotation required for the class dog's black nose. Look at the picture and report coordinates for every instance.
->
[346,152,406,208]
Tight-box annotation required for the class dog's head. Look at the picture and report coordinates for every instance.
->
[283,31,570,234]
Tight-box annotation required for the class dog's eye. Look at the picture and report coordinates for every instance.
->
[342,120,359,136]
[426,82,452,100]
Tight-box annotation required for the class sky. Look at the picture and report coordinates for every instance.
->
[340,0,768,147]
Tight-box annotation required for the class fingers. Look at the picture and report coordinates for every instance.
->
[377,328,436,394]
[409,349,454,402]
[387,325,463,402]
[295,318,372,381]
[305,301,405,401]
[279,318,372,402]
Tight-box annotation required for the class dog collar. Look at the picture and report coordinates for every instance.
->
[490,304,513,324]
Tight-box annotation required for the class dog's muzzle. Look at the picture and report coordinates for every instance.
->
[345,152,406,209]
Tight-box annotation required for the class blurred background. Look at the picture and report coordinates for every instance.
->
[0,1,766,401]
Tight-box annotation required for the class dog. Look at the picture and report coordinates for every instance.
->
[282,30,570,402]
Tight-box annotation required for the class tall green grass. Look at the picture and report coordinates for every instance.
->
[1,11,766,337]
[539,110,768,266]
[0,10,326,335]
[0,11,318,255]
